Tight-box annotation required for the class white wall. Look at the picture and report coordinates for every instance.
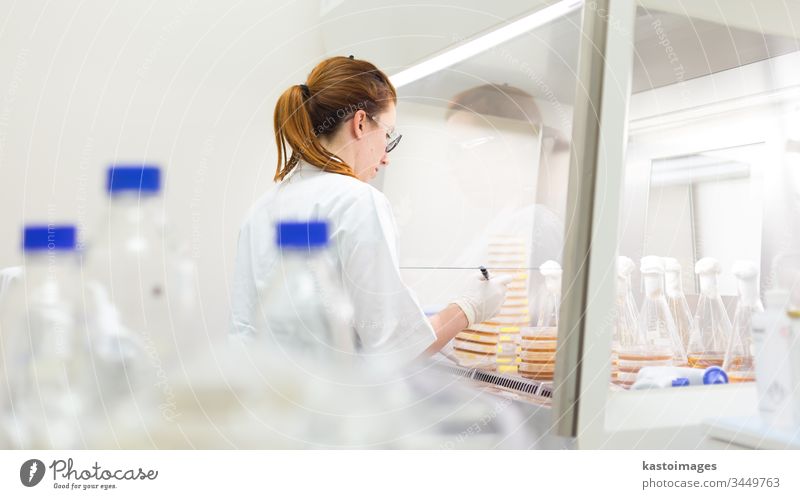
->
[0,0,327,337]
[693,176,762,294]
[644,183,696,292]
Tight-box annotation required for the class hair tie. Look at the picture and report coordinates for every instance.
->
[298,83,310,98]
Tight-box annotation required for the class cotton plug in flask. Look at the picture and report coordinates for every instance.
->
[617,256,686,388]
[688,258,732,368]
[723,261,763,383]
[518,260,561,381]
[663,257,694,359]
[611,256,638,386]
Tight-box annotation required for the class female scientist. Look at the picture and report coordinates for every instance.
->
[230,56,510,362]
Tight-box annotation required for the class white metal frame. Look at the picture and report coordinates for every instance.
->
[561,2,800,449]
[553,0,637,440]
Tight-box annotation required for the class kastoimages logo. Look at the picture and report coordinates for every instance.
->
[20,459,46,487]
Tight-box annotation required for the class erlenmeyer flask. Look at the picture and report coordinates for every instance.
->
[612,256,638,386]
[688,257,732,368]
[663,257,694,361]
[617,256,686,388]
[723,261,762,382]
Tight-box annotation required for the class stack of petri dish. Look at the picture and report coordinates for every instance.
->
[453,236,529,372]
[488,236,529,373]
[453,323,501,370]
[518,261,562,381]
[518,326,557,380]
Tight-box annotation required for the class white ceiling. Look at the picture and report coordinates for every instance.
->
[317,0,558,74]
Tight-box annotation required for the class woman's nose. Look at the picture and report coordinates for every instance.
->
[380,153,390,166]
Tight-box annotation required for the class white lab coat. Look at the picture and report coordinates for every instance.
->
[230,160,436,363]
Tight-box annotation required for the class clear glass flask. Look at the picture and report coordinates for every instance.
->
[723,261,763,382]
[617,256,686,388]
[612,256,638,386]
[663,257,694,359]
[688,257,732,368]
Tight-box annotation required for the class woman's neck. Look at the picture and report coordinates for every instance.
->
[319,133,356,166]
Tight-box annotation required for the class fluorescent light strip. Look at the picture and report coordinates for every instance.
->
[390,0,583,88]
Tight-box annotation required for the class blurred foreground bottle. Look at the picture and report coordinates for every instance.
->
[84,165,198,371]
[254,221,356,363]
[0,226,94,448]
[82,164,200,434]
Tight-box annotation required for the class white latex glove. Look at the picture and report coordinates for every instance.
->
[451,273,513,327]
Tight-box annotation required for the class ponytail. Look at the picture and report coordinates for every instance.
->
[272,56,397,181]
[273,84,351,181]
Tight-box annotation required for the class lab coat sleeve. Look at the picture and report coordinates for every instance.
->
[229,222,258,338]
[338,187,437,363]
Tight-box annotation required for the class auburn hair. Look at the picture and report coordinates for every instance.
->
[273,56,397,181]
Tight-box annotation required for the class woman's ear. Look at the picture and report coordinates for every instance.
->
[352,110,367,139]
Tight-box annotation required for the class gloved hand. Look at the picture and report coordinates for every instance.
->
[451,273,513,327]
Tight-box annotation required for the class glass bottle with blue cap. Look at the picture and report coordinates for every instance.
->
[253,221,356,362]
[82,164,202,433]
[84,165,197,368]
[0,225,96,448]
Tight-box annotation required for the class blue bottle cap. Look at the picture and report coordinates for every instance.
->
[276,221,328,249]
[703,366,728,385]
[671,377,690,387]
[22,225,77,252]
[107,165,161,195]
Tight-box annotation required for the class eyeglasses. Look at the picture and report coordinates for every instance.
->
[369,115,402,153]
